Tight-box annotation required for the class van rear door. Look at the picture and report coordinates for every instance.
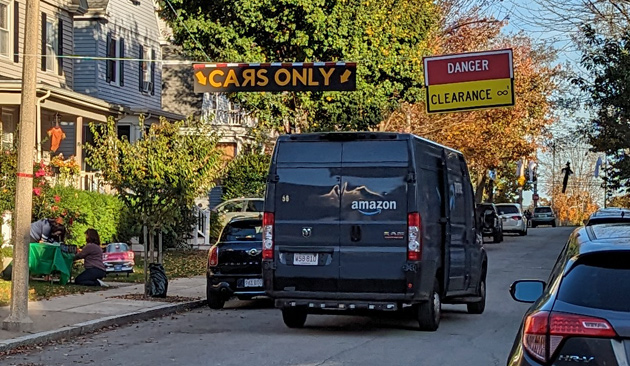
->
[338,140,410,293]
[271,142,341,292]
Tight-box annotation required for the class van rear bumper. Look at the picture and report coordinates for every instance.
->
[269,291,415,302]
[275,298,402,312]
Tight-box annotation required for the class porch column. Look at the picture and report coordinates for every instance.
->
[75,116,83,171]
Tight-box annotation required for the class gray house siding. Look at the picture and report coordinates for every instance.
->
[72,0,162,110]
[72,20,98,96]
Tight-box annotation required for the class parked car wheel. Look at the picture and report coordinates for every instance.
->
[467,276,486,314]
[282,308,308,328]
[552,221,557,227]
[206,283,225,310]
[519,227,527,236]
[493,230,502,243]
[417,280,441,331]
[531,222,537,228]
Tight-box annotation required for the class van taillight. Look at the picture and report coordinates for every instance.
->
[208,246,219,267]
[407,212,422,261]
[523,311,616,363]
[262,212,274,260]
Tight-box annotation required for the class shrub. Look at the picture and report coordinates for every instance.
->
[33,186,137,246]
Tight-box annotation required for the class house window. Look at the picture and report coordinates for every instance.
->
[0,1,10,59]
[139,46,154,94]
[106,35,117,83]
[45,19,56,72]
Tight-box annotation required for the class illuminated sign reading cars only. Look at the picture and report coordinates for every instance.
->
[193,62,357,93]
[423,49,514,113]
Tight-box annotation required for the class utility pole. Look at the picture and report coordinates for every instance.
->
[2,0,40,331]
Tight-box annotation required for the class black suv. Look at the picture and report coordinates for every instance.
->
[476,203,503,243]
[206,217,264,309]
[507,222,630,365]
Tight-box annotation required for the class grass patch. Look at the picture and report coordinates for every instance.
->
[106,250,207,283]
[0,279,102,307]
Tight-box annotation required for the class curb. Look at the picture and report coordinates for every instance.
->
[0,299,206,353]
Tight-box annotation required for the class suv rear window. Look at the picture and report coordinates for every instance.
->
[534,207,552,213]
[557,253,630,312]
[220,221,262,242]
[497,206,519,215]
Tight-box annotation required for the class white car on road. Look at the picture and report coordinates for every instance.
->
[495,203,527,236]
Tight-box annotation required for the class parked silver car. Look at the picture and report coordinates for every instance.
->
[212,197,264,227]
[495,203,527,236]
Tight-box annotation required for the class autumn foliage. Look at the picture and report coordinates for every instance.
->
[380,1,559,201]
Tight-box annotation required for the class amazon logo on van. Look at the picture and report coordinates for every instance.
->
[351,200,397,216]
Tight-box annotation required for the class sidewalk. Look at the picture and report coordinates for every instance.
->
[0,276,206,353]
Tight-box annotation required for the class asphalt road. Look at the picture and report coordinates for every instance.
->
[3,226,576,366]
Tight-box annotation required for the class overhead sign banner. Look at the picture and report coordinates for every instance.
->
[193,62,357,93]
[423,49,514,114]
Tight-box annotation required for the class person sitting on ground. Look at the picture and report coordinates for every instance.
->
[30,217,64,243]
[74,228,108,287]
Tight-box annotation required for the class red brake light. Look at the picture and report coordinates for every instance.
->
[262,212,274,260]
[208,246,219,267]
[523,311,616,363]
[407,212,422,261]
[512,216,522,221]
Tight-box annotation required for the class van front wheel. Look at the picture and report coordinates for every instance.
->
[282,308,308,328]
[467,277,486,314]
[417,281,441,331]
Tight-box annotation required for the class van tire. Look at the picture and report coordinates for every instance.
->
[467,276,486,314]
[282,308,308,328]
[493,231,502,243]
[417,281,441,331]
[207,285,225,310]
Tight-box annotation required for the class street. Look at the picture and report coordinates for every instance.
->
[3,227,575,366]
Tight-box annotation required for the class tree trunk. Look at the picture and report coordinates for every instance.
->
[474,170,487,204]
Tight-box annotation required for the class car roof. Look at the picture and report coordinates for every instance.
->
[572,224,630,256]
[586,208,630,222]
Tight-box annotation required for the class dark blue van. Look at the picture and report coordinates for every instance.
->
[262,132,487,331]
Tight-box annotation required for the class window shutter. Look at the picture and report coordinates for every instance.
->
[138,44,143,92]
[119,38,125,86]
[150,48,155,95]
[105,34,111,83]
[41,12,46,71]
[57,19,63,75]
[13,1,19,63]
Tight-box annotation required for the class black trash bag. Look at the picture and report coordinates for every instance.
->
[148,263,168,298]
[1,263,11,281]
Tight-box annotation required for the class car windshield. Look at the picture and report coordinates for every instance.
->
[497,206,519,215]
[557,253,630,312]
[106,243,129,252]
[534,207,552,213]
[220,221,263,241]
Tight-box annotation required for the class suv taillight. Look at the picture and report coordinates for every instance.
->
[523,311,616,363]
[407,212,422,261]
[208,245,219,267]
[262,212,274,260]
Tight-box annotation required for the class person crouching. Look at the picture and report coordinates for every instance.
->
[74,228,107,287]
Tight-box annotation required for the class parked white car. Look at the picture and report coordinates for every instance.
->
[495,203,527,236]
[212,197,264,227]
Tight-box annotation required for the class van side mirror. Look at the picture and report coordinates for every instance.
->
[510,280,546,303]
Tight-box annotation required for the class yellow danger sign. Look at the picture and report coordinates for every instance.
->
[426,78,514,113]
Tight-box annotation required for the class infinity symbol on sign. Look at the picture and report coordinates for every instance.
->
[497,90,509,96]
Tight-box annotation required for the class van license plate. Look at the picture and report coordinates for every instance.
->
[294,253,318,266]
[244,278,263,287]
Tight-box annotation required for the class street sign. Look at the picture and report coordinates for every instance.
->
[423,49,514,114]
[193,62,357,93]
[533,193,540,201]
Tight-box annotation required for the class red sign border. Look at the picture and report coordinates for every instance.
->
[423,49,514,86]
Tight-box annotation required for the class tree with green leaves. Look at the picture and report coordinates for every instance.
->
[575,26,630,193]
[222,152,271,201]
[158,0,439,131]
[84,118,224,293]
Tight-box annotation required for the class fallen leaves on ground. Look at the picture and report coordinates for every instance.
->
[109,294,200,302]
[0,279,104,307]
[107,250,207,284]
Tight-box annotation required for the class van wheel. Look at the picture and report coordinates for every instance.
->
[493,231,502,243]
[417,281,441,331]
[467,276,486,314]
[282,308,308,328]
[206,283,225,310]
[519,228,527,236]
